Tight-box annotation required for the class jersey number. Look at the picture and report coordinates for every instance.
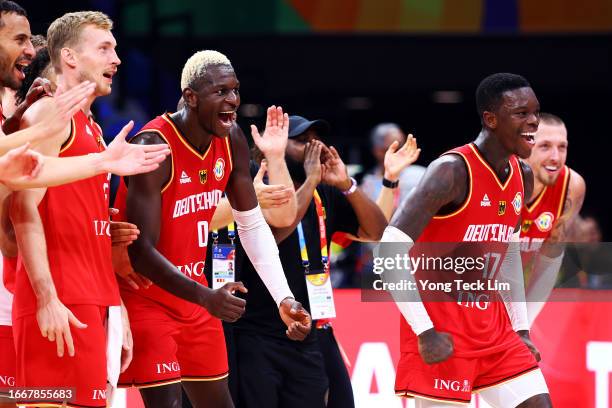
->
[197,221,209,248]
[482,252,501,279]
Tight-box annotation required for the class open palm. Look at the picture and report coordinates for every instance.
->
[321,146,349,188]
[384,134,421,181]
[103,121,171,176]
[250,105,289,159]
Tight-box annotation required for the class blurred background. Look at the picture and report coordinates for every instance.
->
[17,3,612,406]
[22,0,612,240]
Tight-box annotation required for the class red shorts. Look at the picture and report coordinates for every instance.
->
[13,305,109,408]
[118,295,228,388]
[0,325,16,396]
[395,333,538,404]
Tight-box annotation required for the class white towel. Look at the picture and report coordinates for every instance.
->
[106,305,123,406]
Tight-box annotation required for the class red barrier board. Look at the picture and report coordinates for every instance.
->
[121,289,612,407]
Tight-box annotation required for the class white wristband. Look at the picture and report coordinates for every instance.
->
[379,226,434,335]
[232,205,294,306]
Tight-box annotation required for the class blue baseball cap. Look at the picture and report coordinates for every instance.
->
[288,115,330,139]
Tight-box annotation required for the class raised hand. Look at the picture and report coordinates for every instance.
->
[100,121,171,176]
[417,328,454,364]
[3,77,54,135]
[0,143,44,186]
[254,160,293,209]
[36,297,88,357]
[279,297,312,341]
[384,134,421,182]
[250,106,289,160]
[204,281,248,322]
[321,146,351,190]
[23,77,53,108]
[303,141,323,184]
[39,81,96,137]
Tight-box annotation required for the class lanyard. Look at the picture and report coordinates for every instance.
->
[212,222,236,246]
[297,190,329,273]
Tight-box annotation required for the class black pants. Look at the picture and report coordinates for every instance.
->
[234,332,328,408]
[317,326,355,408]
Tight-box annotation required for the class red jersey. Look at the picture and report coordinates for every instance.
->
[401,143,524,358]
[2,256,16,294]
[520,165,570,266]
[115,113,233,317]
[14,110,119,318]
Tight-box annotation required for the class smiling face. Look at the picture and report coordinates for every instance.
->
[0,12,34,90]
[525,121,568,186]
[71,25,120,97]
[487,87,540,159]
[187,64,240,138]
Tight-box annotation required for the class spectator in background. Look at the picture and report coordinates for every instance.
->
[560,215,611,288]
[578,216,602,244]
[360,123,426,216]
[229,115,386,408]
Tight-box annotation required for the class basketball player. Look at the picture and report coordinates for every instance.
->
[520,113,585,325]
[115,50,311,408]
[8,11,170,408]
[1,34,47,129]
[383,73,552,407]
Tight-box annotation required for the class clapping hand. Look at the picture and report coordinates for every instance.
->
[383,134,421,182]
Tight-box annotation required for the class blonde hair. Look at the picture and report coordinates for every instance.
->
[47,11,113,72]
[180,50,231,91]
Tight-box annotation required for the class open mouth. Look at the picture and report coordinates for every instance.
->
[543,165,559,173]
[521,132,536,146]
[102,71,115,83]
[218,111,236,128]
[14,62,28,80]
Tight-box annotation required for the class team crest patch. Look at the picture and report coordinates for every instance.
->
[535,212,554,232]
[213,158,225,181]
[199,169,208,184]
[498,201,506,216]
[521,220,533,233]
[512,192,522,215]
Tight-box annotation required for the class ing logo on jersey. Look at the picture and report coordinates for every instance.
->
[213,158,225,181]
[498,201,506,216]
[512,192,522,215]
[535,212,554,232]
[199,169,208,184]
[521,219,533,233]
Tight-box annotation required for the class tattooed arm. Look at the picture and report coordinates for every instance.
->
[540,169,586,257]
[391,155,468,239]
[386,154,469,364]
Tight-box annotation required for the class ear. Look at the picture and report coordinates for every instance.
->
[483,111,497,130]
[182,88,198,109]
[60,48,77,69]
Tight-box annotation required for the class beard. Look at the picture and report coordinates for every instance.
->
[285,155,307,184]
[0,71,20,90]
[0,51,21,90]
[78,70,110,96]
[539,169,559,186]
